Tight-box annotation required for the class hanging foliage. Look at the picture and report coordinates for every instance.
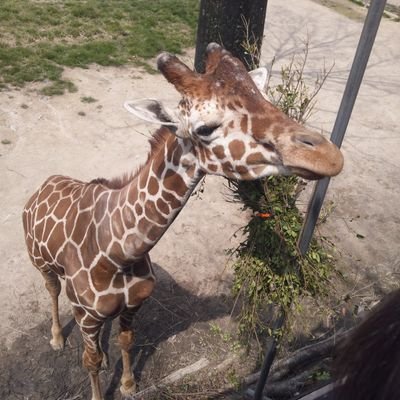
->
[230,42,335,341]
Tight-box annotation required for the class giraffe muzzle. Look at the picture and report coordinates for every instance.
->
[282,132,344,179]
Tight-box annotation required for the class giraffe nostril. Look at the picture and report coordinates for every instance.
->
[294,133,325,147]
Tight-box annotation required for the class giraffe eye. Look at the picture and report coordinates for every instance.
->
[195,124,220,137]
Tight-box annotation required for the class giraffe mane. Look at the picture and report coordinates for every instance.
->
[90,127,174,190]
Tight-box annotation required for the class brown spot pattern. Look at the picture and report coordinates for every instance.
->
[246,152,268,165]
[43,217,56,240]
[164,169,188,197]
[72,211,92,245]
[111,208,124,239]
[90,259,117,292]
[228,140,245,160]
[251,116,271,141]
[145,200,168,225]
[240,115,248,132]
[172,145,183,166]
[156,198,169,214]
[222,161,234,173]
[212,145,226,160]
[96,293,125,316]
[122,206,136,229]
[135,204,143,215]
[148,177,159,196]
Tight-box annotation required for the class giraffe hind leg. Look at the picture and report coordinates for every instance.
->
[41,269,64,350]
[118,307,138,396]
[118,277,155,396]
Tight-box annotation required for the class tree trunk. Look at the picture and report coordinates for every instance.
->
[195,0,268,72]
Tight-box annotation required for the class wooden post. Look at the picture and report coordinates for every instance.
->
[194,0,268,72]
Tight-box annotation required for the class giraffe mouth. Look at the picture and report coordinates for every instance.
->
[289,167,324,180]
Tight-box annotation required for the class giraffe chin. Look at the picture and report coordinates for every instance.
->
[289,167,324,180]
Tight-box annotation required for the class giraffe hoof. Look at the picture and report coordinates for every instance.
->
[120,381,136,397]
[50,336,65,351]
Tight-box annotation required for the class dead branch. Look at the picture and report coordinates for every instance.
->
[130,357,209,399]
[265,364,323,398]
[244,329,351,385]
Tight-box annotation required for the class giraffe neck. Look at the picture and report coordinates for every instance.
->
[104,127,203,264]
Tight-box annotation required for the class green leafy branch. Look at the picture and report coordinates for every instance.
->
[230,40,335,342]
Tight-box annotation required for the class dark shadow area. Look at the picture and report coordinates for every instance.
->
[0,263,233,400]
[4,263,388,399]
[234,271,399,400]
[101,319,113,360]
[61,316,76,339]
[0,315,89,400]
[104,263,233,399]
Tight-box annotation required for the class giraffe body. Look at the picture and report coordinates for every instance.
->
[23,175,155,318]
[22,44,343,400]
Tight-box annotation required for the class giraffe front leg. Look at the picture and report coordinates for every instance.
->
[41,269,64,350]
[118,307,139,397]
[73,306,105,400]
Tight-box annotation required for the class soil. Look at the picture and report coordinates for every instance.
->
[1,0,399,399]
[0,264,242,400]
[0,62,252,399]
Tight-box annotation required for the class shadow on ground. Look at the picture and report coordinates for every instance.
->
[0,264,234,400]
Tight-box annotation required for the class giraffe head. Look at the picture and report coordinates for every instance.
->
[126,43,343,180]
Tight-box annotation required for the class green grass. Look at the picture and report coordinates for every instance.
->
[40,79,78,96]
[81,96,97,103]
[348,0,364,7]
[0,0,199,92]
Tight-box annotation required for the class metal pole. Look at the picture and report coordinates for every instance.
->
[252,312,285,399]
[252,1,387,399]
[298,0,387,255]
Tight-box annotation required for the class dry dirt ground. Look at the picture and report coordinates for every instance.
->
[0,0,399,399]
[0,61,250,399]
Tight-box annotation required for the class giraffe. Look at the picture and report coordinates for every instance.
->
[22,43,343,400]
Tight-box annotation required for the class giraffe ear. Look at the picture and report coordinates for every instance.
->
[124,99,179,126]
[248,67,268,93]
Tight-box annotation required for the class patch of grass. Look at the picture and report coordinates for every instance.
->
[311,0,366,21]
[0,0,199,92]
[348,0,365,7]
[312,369,331,382]
[40,80,77,96]
[383,11,392,19]
[386,3,400,20]
[81,96,97,103]
[314,0,400,22]
[0,46,63,86]
[209,323,242,352]
[227,368,241,390]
